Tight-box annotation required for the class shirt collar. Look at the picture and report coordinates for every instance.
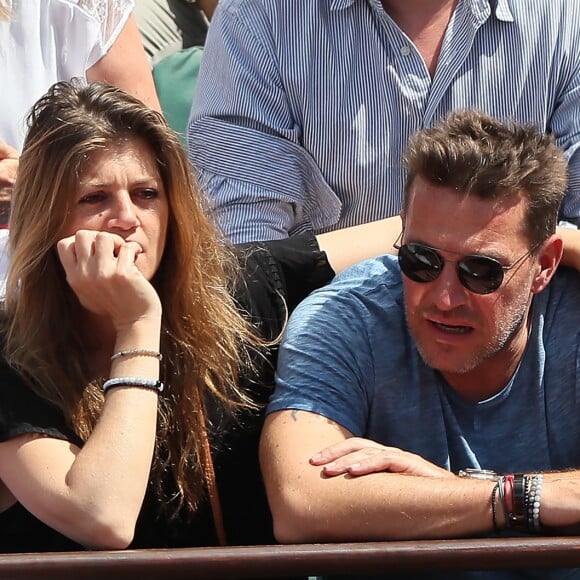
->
[331,0,514,21]
[491,0,515,22]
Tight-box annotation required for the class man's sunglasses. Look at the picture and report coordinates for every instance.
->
[393,232,539,295]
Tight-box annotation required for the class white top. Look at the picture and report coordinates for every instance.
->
[0,0,135,151]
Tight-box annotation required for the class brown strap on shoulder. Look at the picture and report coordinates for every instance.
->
[198,401,228,546]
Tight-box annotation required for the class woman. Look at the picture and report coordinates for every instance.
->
[0,80,330,552]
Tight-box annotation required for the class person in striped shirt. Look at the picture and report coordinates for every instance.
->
[188,0,580,243]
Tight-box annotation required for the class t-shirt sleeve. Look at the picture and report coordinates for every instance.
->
[267,264,383,436]
[0,362,81,446]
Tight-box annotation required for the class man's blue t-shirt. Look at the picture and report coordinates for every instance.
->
[268,255,580,579]
[269,255,580,479]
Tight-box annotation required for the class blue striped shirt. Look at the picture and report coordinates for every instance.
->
[188,0,580,242]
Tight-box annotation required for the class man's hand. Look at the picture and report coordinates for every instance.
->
[310,437,455,479]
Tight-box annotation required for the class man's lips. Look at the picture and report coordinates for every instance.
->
[430,320,472,334]
[427,317,475,335]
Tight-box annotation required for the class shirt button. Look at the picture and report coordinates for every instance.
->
[400,45,411,56]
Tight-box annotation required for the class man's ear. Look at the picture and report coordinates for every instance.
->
[531,234,564,295]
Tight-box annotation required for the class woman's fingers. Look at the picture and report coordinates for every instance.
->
[56,230,156,323]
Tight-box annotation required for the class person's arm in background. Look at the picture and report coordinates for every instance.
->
[316,216,402,274]
[0,140,18,226]
[317,218,580,273]
[188,1,340,242]
[88,14,161,112]
[0,140,17,188]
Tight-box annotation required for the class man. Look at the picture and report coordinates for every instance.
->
[187,0,580,242]
[259,110,580,578]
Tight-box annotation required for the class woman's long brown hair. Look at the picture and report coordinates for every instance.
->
[5,81,262,516]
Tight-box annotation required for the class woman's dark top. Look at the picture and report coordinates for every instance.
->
[0,233,334,553]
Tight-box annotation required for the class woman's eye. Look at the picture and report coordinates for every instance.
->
[78,193,106,204]
[137,188,159,200]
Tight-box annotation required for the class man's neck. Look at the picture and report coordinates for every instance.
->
[441,312,532,403]
[380,0,458,32]
[380,0,459,76]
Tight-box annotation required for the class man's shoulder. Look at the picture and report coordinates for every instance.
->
[292,254,403,319]
[506,0,580,22]
[313,253,401,295]
[217,0,331,27]
[535,267,580,335]
[332,254,402,291]
[545,266,580,308]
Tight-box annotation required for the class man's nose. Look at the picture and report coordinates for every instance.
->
[426,263,469,311]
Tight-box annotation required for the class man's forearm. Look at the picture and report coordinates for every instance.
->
[268,470,497,543]
[261,412,497,542]
[261,412,580,543]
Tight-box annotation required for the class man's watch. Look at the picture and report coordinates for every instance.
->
[458,468,500,481]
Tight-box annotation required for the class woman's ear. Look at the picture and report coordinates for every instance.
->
[531,234,564,295]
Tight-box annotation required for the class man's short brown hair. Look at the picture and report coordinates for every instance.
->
[403,109,568,246]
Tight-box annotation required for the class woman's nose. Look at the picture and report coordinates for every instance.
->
[108,194,139,230]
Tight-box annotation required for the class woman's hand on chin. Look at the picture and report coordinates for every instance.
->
[57,229,162,329]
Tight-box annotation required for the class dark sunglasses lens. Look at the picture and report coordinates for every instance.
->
[457,257,504,294]
[398,244,442,283]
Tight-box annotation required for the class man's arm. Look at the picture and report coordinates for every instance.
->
[317,219,579,273]
[261,411,580,542]
[260,410,495,543]
[187,2,340,242]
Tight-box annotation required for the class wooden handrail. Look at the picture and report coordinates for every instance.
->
[2,537,580,579]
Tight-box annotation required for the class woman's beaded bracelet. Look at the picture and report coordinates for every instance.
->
[110,349,162,362]
[102,377,164,394]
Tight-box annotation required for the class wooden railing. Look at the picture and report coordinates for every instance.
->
[2,537,580,579]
